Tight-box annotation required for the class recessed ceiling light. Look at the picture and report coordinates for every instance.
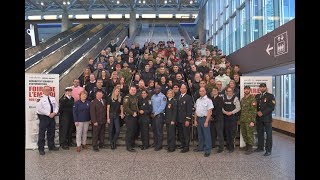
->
[288,67,295,70]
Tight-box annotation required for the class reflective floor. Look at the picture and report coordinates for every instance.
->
[25,131,295,180]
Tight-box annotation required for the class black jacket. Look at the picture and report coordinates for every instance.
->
[59,95,74,121]
[165,98,177,123]
[255,92,275,122]
[211,96,224,122]
[177,94,193,123]
[138,97,152,119]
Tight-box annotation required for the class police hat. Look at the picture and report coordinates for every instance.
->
[259,83,267,87]
[244,85,251,89]
[65,87,72,91]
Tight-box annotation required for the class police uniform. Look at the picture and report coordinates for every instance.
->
[239,86,257,153]
[255,83,275,155]
[36,94,59,154]
[138,97,152,149]
[123,94,139,151]
[210,95,224,152]
[107,96,122,149]
[177,93,193,152]
[194,95,214,155]
[222,94,241,152]
[59,88,74,149]
[165,98,178,151]
[151,92,167,150]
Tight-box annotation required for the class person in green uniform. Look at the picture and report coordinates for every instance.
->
[239,85,257,155]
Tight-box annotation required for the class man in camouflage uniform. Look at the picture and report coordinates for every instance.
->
[119,62,132,85]
[123,86,139,152]
[239,85,257,155]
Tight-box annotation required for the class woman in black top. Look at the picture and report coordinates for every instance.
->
[119,77,129,98]
[107,87,124,149]
[138,90,152,150]
[210,87,224,153]
[107,71,119,95]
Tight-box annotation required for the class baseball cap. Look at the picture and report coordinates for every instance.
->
[259,83,267,87]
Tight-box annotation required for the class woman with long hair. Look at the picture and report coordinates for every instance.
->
[119,77,129,98]
[107,71,119,96]
[107,87,124,149]
[79,68,91,87]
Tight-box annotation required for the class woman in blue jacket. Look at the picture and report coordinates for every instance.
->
[73,90,91,152]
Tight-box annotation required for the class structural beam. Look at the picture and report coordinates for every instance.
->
[88,0,97,11]
[26,0,45,12]
[100,0,111,10]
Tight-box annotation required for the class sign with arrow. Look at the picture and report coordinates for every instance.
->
[266,31,288,57]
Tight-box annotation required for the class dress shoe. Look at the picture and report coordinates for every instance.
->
[76,146,81,152]
[204,152,210,157]
[155,147,162,151]
[245,145,253,155]
[177,145,184,149]
[150,143,155,148]
[39,151,45,155]
[141,146,147,150]
[111,143,115,150]
[254,148,264,152]
[127,148,136,152]
[114,142,117,149]
[180,148,189,153]
[82,144,88,150]
[193,149,203,152]
[168,149,175,152]
[263,152,271,156]
[68,142,77,147]
[61,146,69,150]
[49,147,59,151]
[138,145,144,148]
[93,148,99,152]
[99,145,107,149]
[239,146,248,151]
[217,149,223,153]
[228,149,234,153]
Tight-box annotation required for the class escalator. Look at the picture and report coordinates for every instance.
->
[25,24,95,70]
[25,24,85,59]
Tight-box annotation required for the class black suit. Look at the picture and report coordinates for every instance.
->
[177,94,193,150]
[255,92,275,152]
[90,98,107,149]
[165,98,178,150]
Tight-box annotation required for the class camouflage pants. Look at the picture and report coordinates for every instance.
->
[240,122,255,146]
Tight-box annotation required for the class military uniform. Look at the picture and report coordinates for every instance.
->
[240,94,257,152]
[138,97,152,149]
[255,91,275,154]
[165,98,178,151]
[123,94,139,151]
[119,68,132,85]
[59,94,74,149]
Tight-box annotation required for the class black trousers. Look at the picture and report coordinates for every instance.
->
[125,115,137,149]
[109,113,120,144]
[139,116,150,148]
[256,120,273,152]
[178,122,190,149]
[211,119,224,150]
[59,116,73,146]
[92,123,106,148]
[152,114,164,149]
[166,123,176,150]
[38,114,56,151]
[224,116,237,151]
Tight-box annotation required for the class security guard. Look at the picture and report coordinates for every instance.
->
[151,85,167,151]
[36,86,59,155]
[123,86,139,152]
[59,87,74,150]
[239,86,257,155]
[138,90,152,150]
[255,83,275,156]
[194,87,214,157]
[165,89,178,152]
[177,83,193,153]
[222,87,241,153]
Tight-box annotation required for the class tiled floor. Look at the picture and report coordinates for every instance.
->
[25,131,295,180]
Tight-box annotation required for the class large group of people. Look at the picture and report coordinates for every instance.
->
[36,38,275,157]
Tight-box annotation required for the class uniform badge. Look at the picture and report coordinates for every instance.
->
[168,104,171,109]
[148,100,151,105]
[143,103,145,106]
[87,103,89,106]
[252,101,256,106]
[264,98,267,103]
[183,101,186,104]
[272,100,276,104]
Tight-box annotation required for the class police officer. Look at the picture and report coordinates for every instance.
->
[210,87,224,153]
[255,83,275,156]
[194,87,214,157]
[177,83,193,153]
[222,87,241,153]
[36,86,59,155]
[240,86,257,155]
[165,89,178,152]
[151,85,167,151]
[138,90,152,150]
[59,87,74,150]
[123,86,139,152]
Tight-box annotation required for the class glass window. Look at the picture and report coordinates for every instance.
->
[226,6,229,21]
[226,0,229,7]
[225,23,230,54]
[251,0,263,41]
[215,0,219,18]
[220,14,224,27]
[232,0,237,13]
[265,0,275,33]
[215,19,219,31]
[220,0,224,14]
[281,0,295,24]
[229,22,233,52]
[232,17,236,52]
[240,0,245,5]
[240,7,246,48]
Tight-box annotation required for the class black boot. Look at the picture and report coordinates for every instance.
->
[111,141,115,150]
[245,145,253,155]
[113,142,117,149]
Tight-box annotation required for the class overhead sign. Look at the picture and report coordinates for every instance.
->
[228,19,295,73]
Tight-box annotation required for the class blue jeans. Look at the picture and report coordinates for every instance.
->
[109,113,120,143]
[197,117,212,154]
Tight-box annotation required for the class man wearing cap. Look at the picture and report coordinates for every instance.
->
[59,87,75,150]
[240,86,257,154]
[255,83,275,156]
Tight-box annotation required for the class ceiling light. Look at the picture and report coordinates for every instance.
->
[117,0,120,4]
[143,0,146,4]
[190,1,193,4]
[288,67,295,70]
[164,0,167,4]
[63,1,66,5]
[40,2,44,6]
[138,0,141,3]
[169,0,171,2]
[67,1,70,5]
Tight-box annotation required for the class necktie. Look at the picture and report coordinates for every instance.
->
[48,96,53,113]
[100,99,104,105]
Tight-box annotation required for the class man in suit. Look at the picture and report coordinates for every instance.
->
[177,83,193,153]
[254,83,276,156]
[90,90,107,151]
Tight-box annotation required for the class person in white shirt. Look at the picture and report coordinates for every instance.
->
[36,85,59,155]
[215,68,231,90]
[194,87,214,157]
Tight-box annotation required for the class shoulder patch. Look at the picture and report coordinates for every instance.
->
[124,98,129,103]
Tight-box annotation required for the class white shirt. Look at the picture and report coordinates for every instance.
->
[215,74,231,90]
[180,93,186,98]
[195,95,214,117]
[36,95,59,116]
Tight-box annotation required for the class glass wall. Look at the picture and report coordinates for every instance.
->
[207,0,295,55]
